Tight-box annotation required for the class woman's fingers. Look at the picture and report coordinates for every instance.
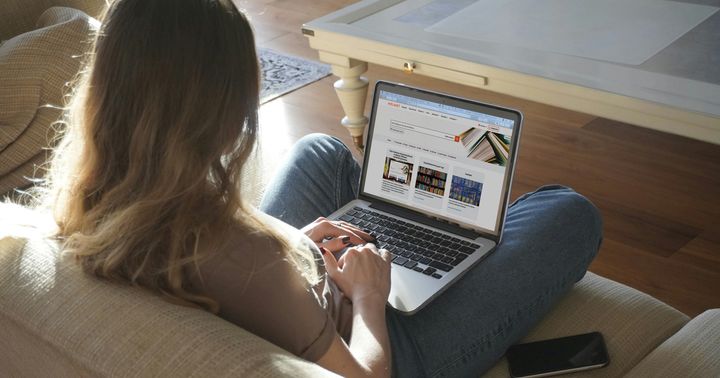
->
[319,247,340,277]
[326,221,373,244]
[334,220,375,241]
[317,236,353,253]
[380,248,392,263]
[304,217,374,245]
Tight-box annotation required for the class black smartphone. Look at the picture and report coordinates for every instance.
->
[506,332,610,377]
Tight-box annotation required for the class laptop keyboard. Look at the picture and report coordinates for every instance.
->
[338,206,481,279]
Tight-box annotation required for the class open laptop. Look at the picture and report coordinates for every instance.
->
[328,81,523,314]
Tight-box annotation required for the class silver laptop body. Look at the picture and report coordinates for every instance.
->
[328,81,523,314]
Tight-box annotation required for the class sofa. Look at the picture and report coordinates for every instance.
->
[1,0,720,377]
[2,205,719,377]
[0,0,105,198]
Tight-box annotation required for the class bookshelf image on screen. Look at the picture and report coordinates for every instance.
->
[383,157,413,185]
[458,128,510,166]
[449,176,483,206]
[415,166,447,196]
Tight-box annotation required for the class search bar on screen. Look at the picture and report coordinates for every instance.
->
[389,120,457,142]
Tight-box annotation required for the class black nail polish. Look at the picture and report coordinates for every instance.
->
[341,236,351,245]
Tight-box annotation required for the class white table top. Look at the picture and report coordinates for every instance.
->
[306,0,720,117]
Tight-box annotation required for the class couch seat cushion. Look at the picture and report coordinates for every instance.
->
[483,271,689,377]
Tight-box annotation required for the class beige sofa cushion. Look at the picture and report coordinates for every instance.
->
[626,309,720,377]
[0,0,104,41]
[483,271,690,378]
[0,7,97,196]
[0,208,337,377]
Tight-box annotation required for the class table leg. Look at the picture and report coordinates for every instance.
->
[331,61,369,151]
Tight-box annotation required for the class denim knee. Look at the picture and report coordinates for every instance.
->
[549,188,603,266]
[294,133,349,157]
[515,185,603,260]
[561,190,602,241]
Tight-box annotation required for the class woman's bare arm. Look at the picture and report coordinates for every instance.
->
[315,245,392,378]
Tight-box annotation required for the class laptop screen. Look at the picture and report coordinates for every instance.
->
[360,82,522,237]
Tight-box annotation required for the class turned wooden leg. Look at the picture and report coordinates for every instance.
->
[331,61,369,151]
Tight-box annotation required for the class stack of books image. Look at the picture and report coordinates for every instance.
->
[458,128,510,166]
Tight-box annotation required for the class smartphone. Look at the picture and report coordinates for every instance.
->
[506,332,610,377]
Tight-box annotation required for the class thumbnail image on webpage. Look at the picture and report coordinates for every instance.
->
[383,157,413,185]
[449,175,483,206]
[415,166,447,196]
[458,128,510,166]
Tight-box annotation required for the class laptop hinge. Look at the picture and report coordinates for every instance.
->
[369,201,480,239]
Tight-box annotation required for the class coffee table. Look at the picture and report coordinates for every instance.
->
[303,0,720,149]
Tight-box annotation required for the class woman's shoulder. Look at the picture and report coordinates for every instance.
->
[195,209,317,283]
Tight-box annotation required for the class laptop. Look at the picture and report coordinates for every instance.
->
[328,81,523,314]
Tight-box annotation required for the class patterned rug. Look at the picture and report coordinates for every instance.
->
[258,48,331,104]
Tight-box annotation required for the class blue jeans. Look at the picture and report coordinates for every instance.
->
[260,134,602,377]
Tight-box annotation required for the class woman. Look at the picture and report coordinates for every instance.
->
[41,0,602,376]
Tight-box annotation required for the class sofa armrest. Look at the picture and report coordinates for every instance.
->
[625,309,720,377]
[0,0,104,41]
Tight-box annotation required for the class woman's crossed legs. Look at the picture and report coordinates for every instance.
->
[260,134,602,377]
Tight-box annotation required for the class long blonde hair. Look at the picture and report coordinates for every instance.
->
[38,0,317,312]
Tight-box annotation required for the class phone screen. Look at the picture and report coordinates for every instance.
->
[506,332,609,377]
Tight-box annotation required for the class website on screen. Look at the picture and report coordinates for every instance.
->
[363,90,515,232]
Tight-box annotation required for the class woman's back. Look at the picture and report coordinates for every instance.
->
[189,213,353,361]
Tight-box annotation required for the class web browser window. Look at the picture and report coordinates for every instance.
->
[362,88,517,234]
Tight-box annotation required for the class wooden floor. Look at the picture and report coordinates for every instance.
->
[240,0,720,317]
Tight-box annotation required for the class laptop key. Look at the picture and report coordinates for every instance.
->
[423,267,436,275]
[420,257,432,265]
[403,260,418,269]
[459,246,475,254]
[431,273,443,279]
[413,266,424,273]
[450,253,469,266]
[429,260,452,272]
[392,256,408,265]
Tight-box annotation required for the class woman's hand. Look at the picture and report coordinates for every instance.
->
[320,244,392,306]
[301,217,374,252]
